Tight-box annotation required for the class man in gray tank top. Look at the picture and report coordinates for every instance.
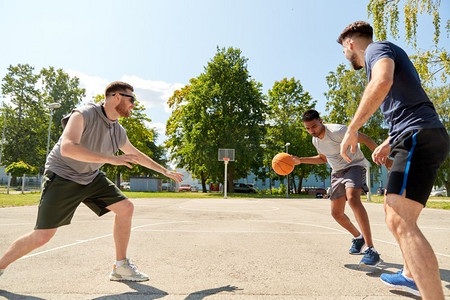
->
[0,81,183,282]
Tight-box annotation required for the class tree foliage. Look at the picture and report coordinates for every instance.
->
[324,64,389,178]
[1,64,85,172]
[367,0,449,189]
[368,0,449,85]
[5,161,38,177]
[1,64,41,166]
[265,77,322,192]
[427,85,450,194]
[167,47,266,192]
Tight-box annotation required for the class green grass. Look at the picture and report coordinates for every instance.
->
[0,192,42,207]
[0,191,449,209]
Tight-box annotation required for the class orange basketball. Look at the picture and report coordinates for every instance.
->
[272,152,294,175]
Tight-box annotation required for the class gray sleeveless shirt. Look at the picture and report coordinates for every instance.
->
[45,103,127,185]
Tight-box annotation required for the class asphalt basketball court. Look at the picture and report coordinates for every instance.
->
[0,197,449,299]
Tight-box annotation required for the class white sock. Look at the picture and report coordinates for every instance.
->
[355,234,363,239]
[115,259,127,267]
[365,246,377,253]
[401,271,414,281]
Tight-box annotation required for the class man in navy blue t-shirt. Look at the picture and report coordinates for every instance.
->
[337,21,449,298]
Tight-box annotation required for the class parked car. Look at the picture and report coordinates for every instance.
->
[190,185,199,192]
[178,184,192,192]
[120,182,130,191]
[430,188,447,197]
[302,187,327,198]
[233,183,256,193]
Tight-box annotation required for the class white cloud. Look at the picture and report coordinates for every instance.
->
[121,75,184,113]
[145,121,166,143]
[66,70,109,103]
[65,71,184,114]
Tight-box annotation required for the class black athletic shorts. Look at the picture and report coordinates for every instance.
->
[35,171,127,229]
[387,128,449,206]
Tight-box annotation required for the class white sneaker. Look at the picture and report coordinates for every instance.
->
[109,258,149,282]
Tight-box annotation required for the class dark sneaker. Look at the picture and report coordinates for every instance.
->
[380,270,420,297]
[359,246,381,267]
[109,258,149,282]
[349,237,365,254]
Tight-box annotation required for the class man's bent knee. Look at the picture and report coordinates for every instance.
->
[331,209,345,221]
[108,199,134,217]
[32,229,57,247]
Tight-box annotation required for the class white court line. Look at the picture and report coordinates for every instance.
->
[19,221,193,260]
[250,220,450,258]
[0,223,34,226]
[134,229,345,235]
[179,206,280,212]
[15,218,450,260]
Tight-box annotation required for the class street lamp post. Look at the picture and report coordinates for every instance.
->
[285,142,291,198]
[46,103,61,160]
[0,110,6,165]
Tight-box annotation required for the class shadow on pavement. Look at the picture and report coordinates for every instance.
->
[184,285,242,300]
[0,290,45,300]
[90,283,241,299]
[91,282,168,299]
[345,260,450,298]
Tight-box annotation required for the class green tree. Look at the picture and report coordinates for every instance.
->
[1,64,41,167]
[40,67,86,146]
[427,85,450,194]
[1,65,85,169]
[367,0,449,190]
[265,77,322,193]
[368,0,449,85]
[167,47,267,192]
[324,64,389,179]
[166,83,213,192]
[5,161,38,177]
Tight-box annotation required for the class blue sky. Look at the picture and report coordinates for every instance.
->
[1,0,448,145]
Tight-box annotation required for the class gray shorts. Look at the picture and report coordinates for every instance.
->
[35,170,127,229]
[330,166,368,200]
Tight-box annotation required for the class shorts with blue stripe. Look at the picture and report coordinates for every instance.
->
[386,128,449,206]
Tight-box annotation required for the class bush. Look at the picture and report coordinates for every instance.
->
[5,161,38,177]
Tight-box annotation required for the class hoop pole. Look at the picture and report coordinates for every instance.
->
[224,160,228,199]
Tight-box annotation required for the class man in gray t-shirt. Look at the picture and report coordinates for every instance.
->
[0,81,183,282]
[292,110,385,267]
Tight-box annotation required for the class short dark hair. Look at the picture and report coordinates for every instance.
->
[337,21,373,45]
[302,109,320,122]
[105,81,134,97]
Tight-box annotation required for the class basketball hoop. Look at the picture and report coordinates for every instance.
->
[218,149,235,199]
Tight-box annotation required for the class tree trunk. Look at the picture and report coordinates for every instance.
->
[115,171,121,187]
[298,175,304,194]
[227,165,234,193]
[201,171,207,193]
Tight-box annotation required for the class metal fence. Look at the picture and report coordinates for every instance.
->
[0,174,41,194]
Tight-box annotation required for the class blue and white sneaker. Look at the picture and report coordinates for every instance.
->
[359,246,381,267]
[349,237,365,254]
[380,270,420,297]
